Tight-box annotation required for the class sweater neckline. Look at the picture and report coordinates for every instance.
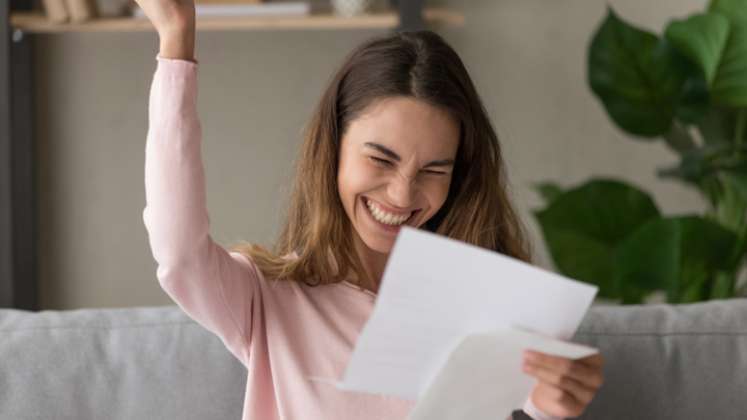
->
[341,280,377,299]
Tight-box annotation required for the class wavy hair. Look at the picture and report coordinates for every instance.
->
[230,30,532,288]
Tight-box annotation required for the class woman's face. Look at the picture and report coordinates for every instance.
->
[337,96,460,254]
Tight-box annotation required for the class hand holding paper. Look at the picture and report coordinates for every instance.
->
[522,345,604,419]
[326,227,600,419]
[409,327,599,420]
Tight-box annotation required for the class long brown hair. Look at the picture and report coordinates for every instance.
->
[230,30,532,288]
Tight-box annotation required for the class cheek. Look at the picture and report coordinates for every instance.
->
[421,177,452,215]
[337,158,377,211]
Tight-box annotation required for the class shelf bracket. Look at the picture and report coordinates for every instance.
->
[1,0,38,310]
[392,0,425,32]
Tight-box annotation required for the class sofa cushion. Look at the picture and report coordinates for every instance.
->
[1,298,745,420]
[572,298,747,420]
[0,305,246,420]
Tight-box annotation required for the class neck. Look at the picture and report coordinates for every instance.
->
[352,233,389,294]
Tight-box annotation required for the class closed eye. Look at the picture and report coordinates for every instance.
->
[369,156,393,167]
[423,169,448,175]
[369,156,448,175]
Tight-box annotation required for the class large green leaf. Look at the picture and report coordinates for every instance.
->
[664,9,747,108]
[714,169,747,232]
[688,0,747,107]
[665,13,730,85]
[709,0,747,23]
[614,215,739,303]
[588,8,692,137]
[533,225,619,298]
[612,219,679,303]
[707,167,747,270]
[710,23,747,106]
[534,179,661,298]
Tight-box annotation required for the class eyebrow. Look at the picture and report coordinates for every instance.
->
[364,142,455,168]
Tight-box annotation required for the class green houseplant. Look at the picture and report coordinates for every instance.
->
[533,0,747,304]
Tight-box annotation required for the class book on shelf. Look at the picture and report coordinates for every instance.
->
[132,1,310,18]
[41,0,69,22]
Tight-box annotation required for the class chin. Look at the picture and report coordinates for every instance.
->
[358,233,396,254]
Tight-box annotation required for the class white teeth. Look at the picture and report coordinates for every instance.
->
[365,199,412,226]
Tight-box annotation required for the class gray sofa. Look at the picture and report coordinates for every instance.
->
[1,299,745,420]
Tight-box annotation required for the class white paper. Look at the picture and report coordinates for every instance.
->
[333,227,598,401]
[409,326,599,420]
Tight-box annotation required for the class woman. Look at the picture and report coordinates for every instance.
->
[136,0,604,419]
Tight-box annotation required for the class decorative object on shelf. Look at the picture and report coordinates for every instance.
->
[533,0,747,304]
[95,0,132,17]
[331,0,373,17]
[63,0,97,22]
[41,0,69,22]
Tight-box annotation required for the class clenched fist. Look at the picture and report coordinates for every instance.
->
[133,0,196,60]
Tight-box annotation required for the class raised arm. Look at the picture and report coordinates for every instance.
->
[137,0,260,366]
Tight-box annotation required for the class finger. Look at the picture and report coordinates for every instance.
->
[524,351,604,388]
[525,349,604,367]
[523,362,596,405]
[578,352,604,367]
[534,382,587,418]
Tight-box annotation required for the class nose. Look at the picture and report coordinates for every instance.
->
[386,171,416,209]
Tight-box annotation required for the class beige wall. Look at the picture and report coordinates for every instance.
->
[36,0,709,309]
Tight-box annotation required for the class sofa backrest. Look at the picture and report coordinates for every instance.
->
[572,298,747,419]
[1,299,745,420]
[0,306,246,420]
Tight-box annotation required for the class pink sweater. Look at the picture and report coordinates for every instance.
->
[143,55,559,420]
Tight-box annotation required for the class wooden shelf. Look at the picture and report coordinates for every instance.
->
[9,7,464,33]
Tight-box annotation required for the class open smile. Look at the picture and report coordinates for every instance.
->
[360,196,420,233]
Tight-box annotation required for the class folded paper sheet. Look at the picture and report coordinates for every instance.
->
[409,327,599,420]
[329,227,599,415]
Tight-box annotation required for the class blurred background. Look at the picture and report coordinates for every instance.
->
[4,0,717,309]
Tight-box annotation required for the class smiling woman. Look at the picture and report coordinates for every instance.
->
[137,0,590,415]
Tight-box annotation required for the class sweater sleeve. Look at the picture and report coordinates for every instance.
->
[142,55,259,367]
